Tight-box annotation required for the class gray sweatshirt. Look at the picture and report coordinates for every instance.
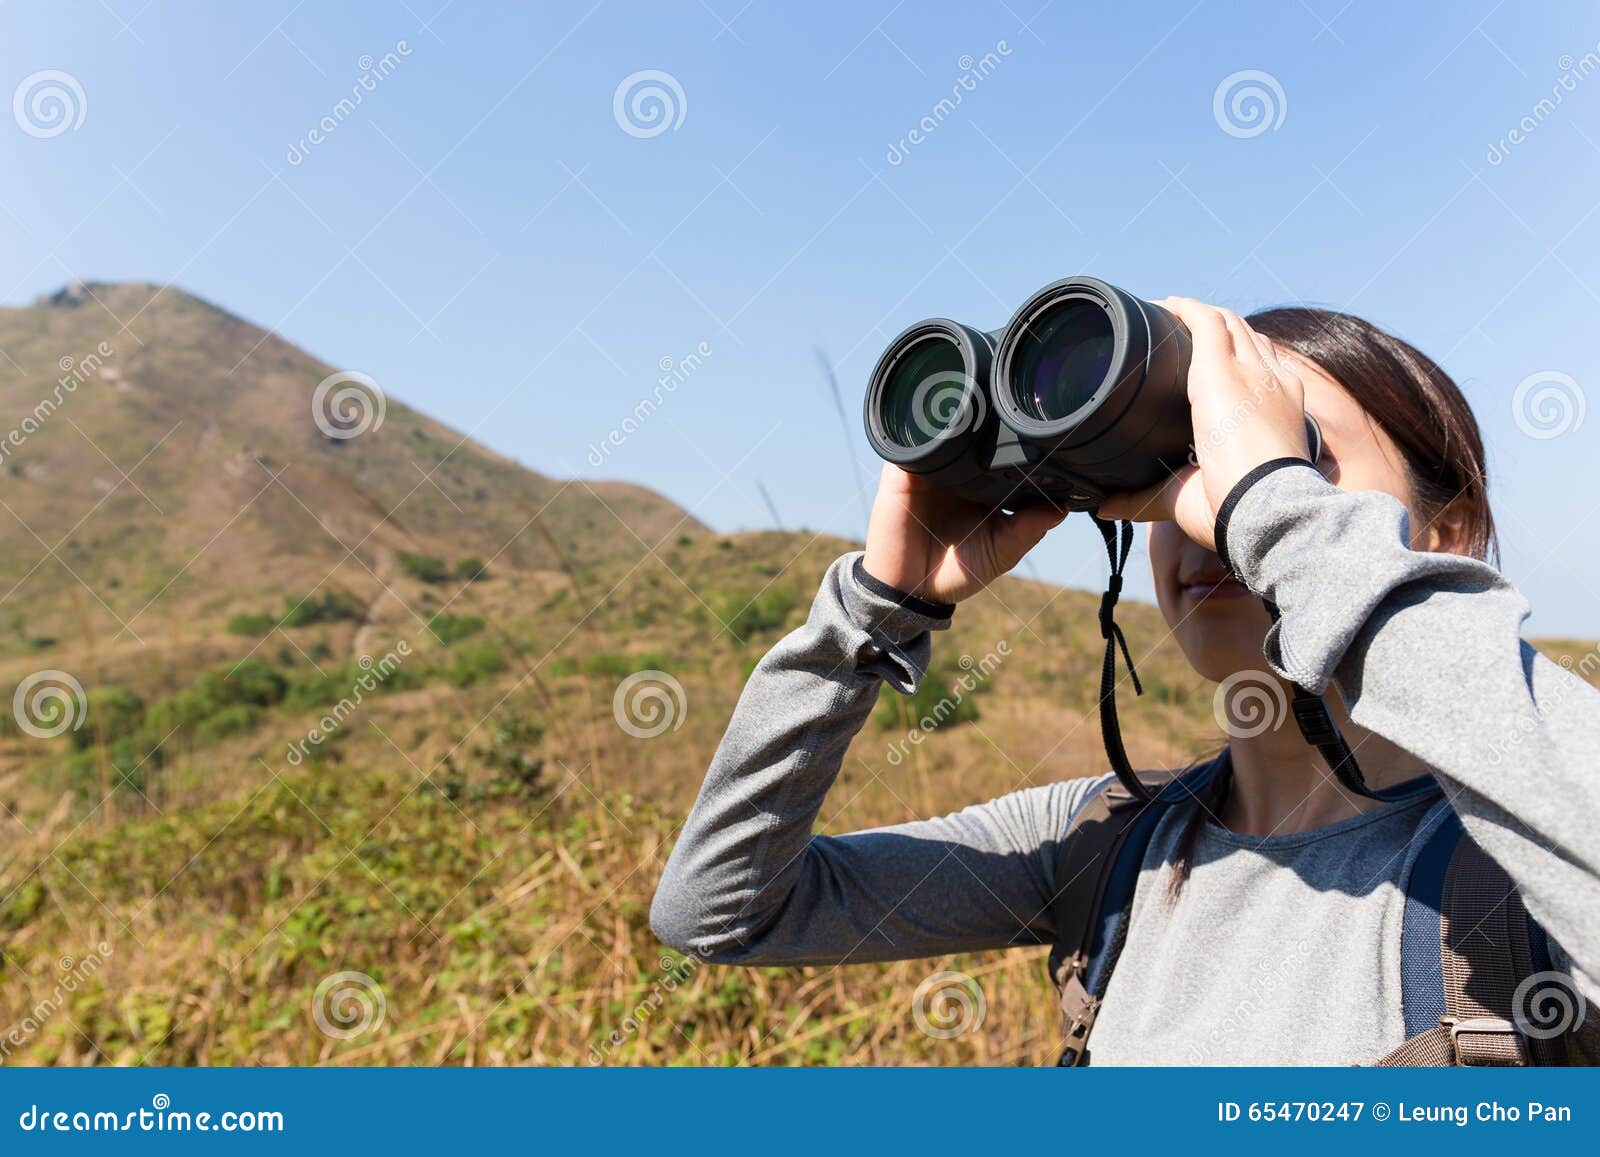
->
[650,464,1600,1064]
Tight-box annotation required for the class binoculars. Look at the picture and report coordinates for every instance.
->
[862,276,1319,512]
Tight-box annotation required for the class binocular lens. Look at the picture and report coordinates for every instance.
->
[879,335,969,448]
[1012,299,1116,423]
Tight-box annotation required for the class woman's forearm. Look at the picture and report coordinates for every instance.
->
[649,553,1078,966]
[1225,465,1600,979]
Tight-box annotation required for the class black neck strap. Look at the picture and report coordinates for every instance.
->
[1260,602,1413,803]
[1091,516,1153,802]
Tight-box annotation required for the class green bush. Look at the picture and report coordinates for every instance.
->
[426,612,485,645]
[71,686,146,751]
[452,557,487,583]
[279,590,366,628]
[226,612,276,637]
[446,643,506,688]
[399,552,449,584]
[724,587,799,642]
[227,589,365,635]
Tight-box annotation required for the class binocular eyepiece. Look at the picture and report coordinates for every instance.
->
[863,276,1319,512]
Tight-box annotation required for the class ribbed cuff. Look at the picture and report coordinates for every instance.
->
[1214,458,1320,576]
[851,557,957,620]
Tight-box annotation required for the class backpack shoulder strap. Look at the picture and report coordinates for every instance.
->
[1049,759,1226,1066]
[1380,829,1565,1066]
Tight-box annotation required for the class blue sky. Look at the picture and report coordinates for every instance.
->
[3,1,1598,635]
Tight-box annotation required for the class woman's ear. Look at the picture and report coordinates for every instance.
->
[1416,495,1473,556]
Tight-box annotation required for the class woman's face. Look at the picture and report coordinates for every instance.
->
[1150,351,1447,682]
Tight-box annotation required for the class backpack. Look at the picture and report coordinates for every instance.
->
[1046,757,1571,1067]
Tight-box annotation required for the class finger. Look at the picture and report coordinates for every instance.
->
[1161,297,1237,364]
[991,503,1066,568]
[1097,466,1192,523]
[1218,309,1277,374]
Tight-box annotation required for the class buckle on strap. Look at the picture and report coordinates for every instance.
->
[1442,1016,1526,1066]
[1056,955,1101,1067]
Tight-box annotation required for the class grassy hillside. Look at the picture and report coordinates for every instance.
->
[0,281,700,664]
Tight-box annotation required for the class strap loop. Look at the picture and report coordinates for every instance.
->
[1091,516,1149,801]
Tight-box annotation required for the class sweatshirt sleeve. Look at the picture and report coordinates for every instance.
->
[1222,464,1600,993]
[649,551,1097,967]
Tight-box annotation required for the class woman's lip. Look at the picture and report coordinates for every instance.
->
[1181,578,1250,601]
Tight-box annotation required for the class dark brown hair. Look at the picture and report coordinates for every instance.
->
[1246,307,1497,563]
[1168,306,1496,896]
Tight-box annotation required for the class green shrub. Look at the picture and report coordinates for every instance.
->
[425,612,484,645]
[279,589,366,628]
[399,552,449,584]
[446,643,506,688]
[71,686,146,751]
[226,611,277,637]
[452,557,487,583]
[724,587,799,642]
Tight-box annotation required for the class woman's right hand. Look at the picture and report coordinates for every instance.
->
[860,464,1066,605]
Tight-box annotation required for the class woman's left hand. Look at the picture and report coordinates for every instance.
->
[1096,296,1313,550]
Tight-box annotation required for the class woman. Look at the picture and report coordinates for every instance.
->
[650,297,1600,1065]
